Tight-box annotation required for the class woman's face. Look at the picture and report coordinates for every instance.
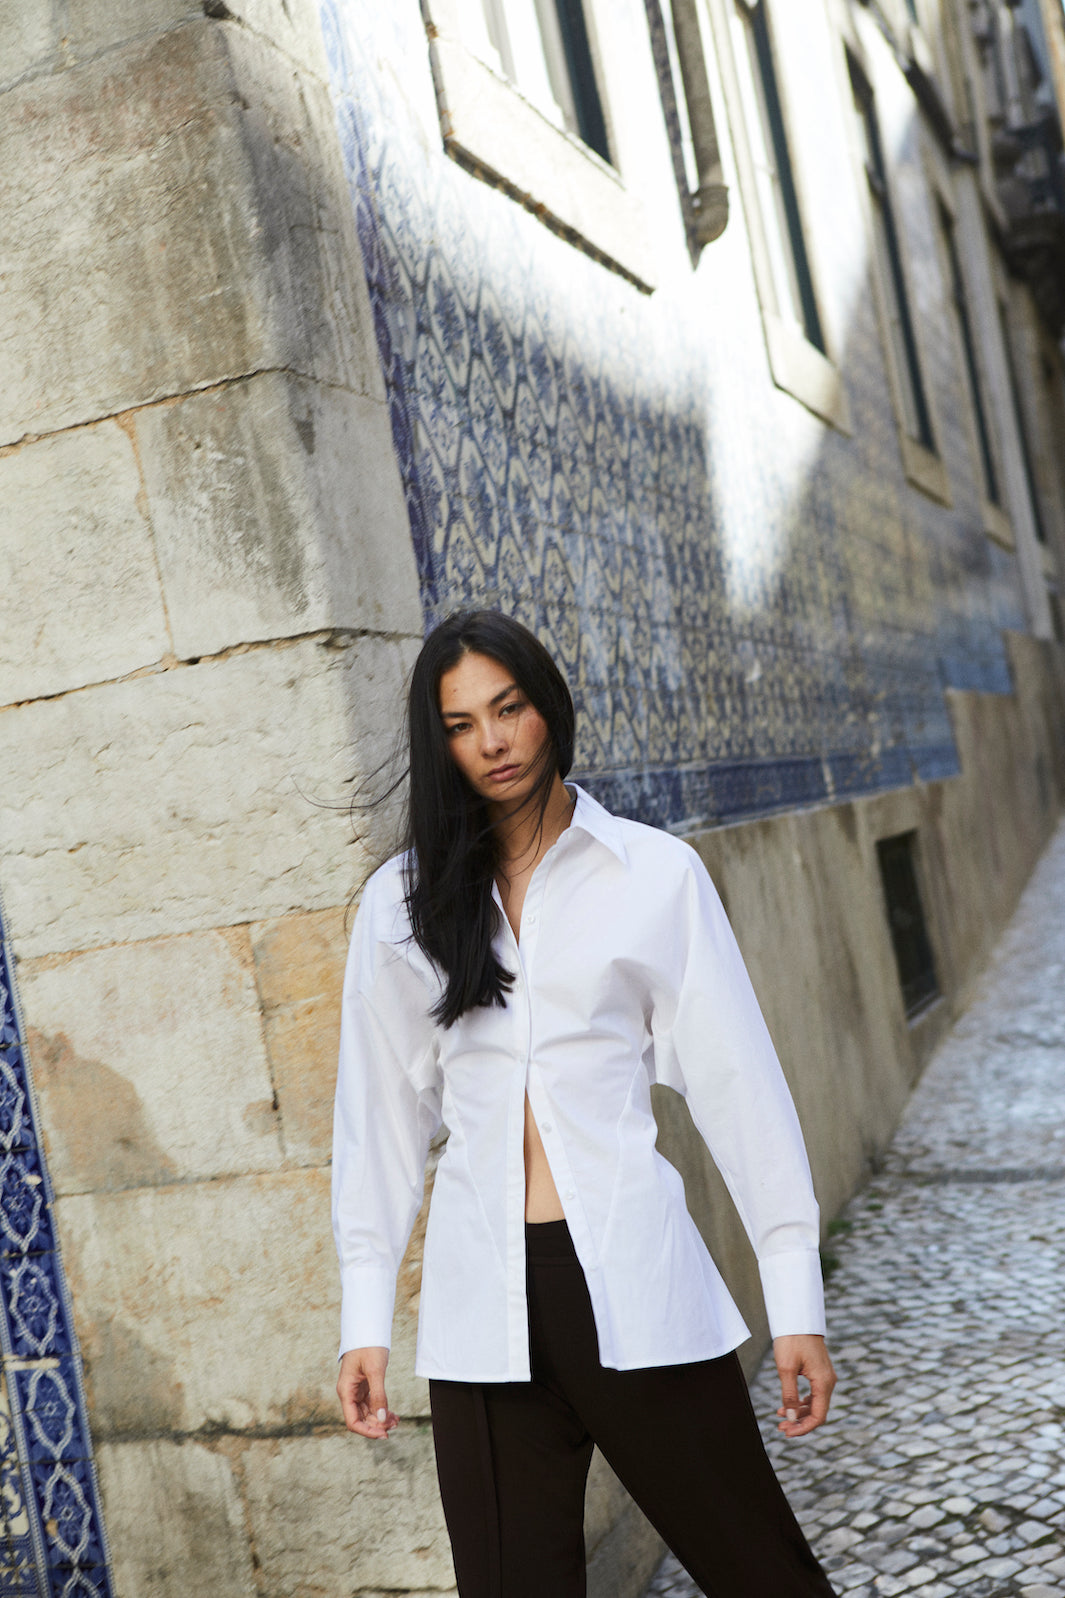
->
[438,651,551,806]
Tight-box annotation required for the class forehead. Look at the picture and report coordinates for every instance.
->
[438,650,515,710]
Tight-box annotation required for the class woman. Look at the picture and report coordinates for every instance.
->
[333,610,838,1598]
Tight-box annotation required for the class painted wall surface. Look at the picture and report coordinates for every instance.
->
[318,0,1031,833]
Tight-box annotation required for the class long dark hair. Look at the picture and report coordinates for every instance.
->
[402,610,575,1028]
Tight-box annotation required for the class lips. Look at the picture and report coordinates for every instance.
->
[487,764,521,782]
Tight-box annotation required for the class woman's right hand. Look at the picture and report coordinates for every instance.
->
[337,1347,397,1439]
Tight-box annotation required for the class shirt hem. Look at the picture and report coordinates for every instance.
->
[414,1329,749,1383]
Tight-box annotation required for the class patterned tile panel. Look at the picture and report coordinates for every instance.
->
[318,0,1026,831]
[0,915,113,1598]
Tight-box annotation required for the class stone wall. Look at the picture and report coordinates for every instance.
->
[0,2,427,1591]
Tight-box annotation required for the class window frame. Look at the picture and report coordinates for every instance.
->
[842,33,950,504]
[421,0,655,290]
[704,0,851,430]
[924,148,1012,545]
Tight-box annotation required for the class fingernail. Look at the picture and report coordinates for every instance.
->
[376,1408,387,1422]
[786,1409,797,1421]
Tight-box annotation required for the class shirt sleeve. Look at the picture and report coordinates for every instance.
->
[331,870,442,1358]
[650,850,826,1340]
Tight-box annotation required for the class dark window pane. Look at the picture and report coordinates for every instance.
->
[877,832,940,1019]
[939,202,1000,505]
[748,2,825,352]
[553,0,611,162]
[849,55,936,452]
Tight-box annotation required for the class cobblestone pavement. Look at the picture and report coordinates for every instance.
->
[646,821,1065,1598]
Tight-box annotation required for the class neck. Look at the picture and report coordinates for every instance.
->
[489,773,574,870]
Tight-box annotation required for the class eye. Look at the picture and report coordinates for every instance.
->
[501,700,525,717]
[444,721,470,737]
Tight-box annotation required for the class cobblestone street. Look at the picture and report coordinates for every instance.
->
[647,821,1065,1598]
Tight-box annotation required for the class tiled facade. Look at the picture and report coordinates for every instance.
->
[317,0,1028,832]
[0,911,112,1597]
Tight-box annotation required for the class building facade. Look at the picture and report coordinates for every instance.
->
[1,0,1064,1593]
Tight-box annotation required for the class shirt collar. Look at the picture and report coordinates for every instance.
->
[566,784,628,865]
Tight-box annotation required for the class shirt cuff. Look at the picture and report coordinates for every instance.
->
[338,1264,397,1359]
[758,1249,826,1339]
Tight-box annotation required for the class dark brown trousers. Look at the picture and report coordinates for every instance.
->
[429,1221,837,1598]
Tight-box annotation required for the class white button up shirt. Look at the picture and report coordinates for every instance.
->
[332,786,825,1381]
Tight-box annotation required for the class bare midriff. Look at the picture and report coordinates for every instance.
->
[524,1093,565,1221]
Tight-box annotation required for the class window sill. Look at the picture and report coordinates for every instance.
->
[763,314,852,432]
[982,501,1014,550]
[899,432,952,506]
[424,15,656,292]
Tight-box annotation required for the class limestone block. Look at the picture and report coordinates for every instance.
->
[586,1490,663,1598]
[0,21,381,444]
[0,633,417,957]
[0,421,169,704]
[250,906,348,1167]
[58,1169,339,1434]
[20,927,282,1194]
[96,1437,257,1598]
[61,0,330,78]
[134,373,421,658]
[240,1429,455,1594]
[0,8,60,84]
[583,1448,631,1559]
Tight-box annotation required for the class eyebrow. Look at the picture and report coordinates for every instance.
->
[440,682,521,719]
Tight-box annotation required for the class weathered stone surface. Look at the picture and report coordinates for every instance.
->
[247,902,432,1415]
[0,21,381,444]
[240,1429,455,1594]
[0,421,169,704]
[587,1491,663,1598]
[250,906,348,1167]
[20,927,282,1193]
[61,0,329,78]
[0,8,60,86]
[59,1169,338,1435]
[96,1437,257,1598]
[135,372,420,657]
[0,633,417,957]
[584,1450,664,1598]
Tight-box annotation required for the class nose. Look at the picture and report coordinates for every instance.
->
[481,718,507,757]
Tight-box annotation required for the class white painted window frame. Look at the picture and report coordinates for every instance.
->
[422,0,656,290]
[922,139,1013,546]
[702,0,851,431]
[836,10,951,505]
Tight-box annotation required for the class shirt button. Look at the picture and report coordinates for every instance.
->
[541,1122,553,1134]
[564,1190,576,1200]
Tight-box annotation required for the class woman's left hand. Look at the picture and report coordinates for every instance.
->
[772,1334,836,1437]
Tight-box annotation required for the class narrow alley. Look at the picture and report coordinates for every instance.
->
[648,822,1065,1598]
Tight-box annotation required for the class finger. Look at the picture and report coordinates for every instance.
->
[777,1370,801,1424]
[347,1415,392,1439]
[366,1379,395,1438]
[337,1377,365,1434]
[806,1369,834,1428]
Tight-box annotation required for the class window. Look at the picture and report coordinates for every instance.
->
[999,300,1047,545]
[706,0,847,427]
[468,0,610,161]
[731,0,824,352]
[937,200,1000,506]
[424,0,654,288]
[849,53,936,453]
[876,832,939,1019]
